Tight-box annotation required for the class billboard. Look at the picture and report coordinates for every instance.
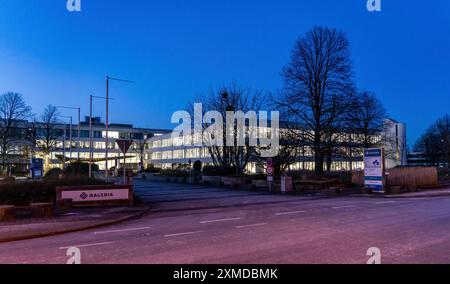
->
[364,148,385,193]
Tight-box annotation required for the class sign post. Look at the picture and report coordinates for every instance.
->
[266,158,274,191]
[116,139,134,185]
[364,148,385,193]
[30,158,44,179]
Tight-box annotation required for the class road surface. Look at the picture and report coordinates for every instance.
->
[1,179,450,264]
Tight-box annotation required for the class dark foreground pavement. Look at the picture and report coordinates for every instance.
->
[0,206,150,243]
[1,179,450,264]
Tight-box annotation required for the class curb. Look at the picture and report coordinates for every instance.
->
[385,192,450,199]
[351,191,450,199]
[0,206,151,244]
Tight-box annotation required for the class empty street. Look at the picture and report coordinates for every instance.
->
[1,180,450,264]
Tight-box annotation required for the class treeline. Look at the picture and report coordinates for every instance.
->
[415,115,450,167]
[193,26,387,176]
[0,92,67,175]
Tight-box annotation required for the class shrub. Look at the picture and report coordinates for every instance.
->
[0,176,16,184]
[144,165,161,173]
[0,176,109,206]
[438,167,450,181]
[158,169,188,177]
[63,162,99,176]
[44,168,63,180]
[193,160,202,172]
[202,166,236,176]
[286,170,348,183]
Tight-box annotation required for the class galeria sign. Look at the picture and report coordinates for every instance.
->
[61,189,130,202]
[364,148,385,193]
[56,185,134,207]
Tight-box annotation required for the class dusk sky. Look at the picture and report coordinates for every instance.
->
[0,0,449,145]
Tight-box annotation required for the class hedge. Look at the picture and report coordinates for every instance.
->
[0,176,108,206]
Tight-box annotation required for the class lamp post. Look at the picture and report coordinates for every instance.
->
[57,106,81,160]
[104,76,134,181]
[89,95,113,178]
[59,115,73,168]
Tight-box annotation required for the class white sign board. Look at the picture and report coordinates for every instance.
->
[364,148,385,193]
[61,189,130,202]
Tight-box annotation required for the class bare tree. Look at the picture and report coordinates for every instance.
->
[133,134,153,172]
[0,92,32,174]
[35,105,62,170]
[415,115,450,166]
[255,122,302,177]
[350,91,386,149]
[277,26,354,176]
[190,84,266,174]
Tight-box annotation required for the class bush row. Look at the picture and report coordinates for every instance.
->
[0,176,108,206]
[44,162,100,180]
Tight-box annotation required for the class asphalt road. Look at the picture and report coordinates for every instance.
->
[2,179,450,264]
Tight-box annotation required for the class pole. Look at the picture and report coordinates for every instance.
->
[63,122,66,168]
[69,117,73,163]
[123,154,126,185]
[105,76,109,181]
[89,95,93,178]
[103,75,133,181]
[77,107,81,160]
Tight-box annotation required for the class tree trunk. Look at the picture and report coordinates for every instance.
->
[314,151,324,176]
[326,153,332,173]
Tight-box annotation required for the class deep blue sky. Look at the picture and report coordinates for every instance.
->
[0,0,449,145]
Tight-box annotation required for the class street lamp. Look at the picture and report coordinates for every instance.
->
[57,106,81,160]
[89,95,114,178]
[59,115,73,168]
[104,76,134,181]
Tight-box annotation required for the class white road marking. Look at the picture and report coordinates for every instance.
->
[236,223,267,229]
[375,201,397,205]
[332,205,357,209]
[200,217,242,224]
[275,210,306,216]
[94,226,152,235]
[165,231,204,238]
[59,241,113,250]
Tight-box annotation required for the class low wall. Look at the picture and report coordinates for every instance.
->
[201,176,222,185]
[352,167,439,189]
[56,184,134,207]
[221,176,250,187]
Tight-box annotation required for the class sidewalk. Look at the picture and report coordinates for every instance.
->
[0,205,150,243]
[385,188,450,199]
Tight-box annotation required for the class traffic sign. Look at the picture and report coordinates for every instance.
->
[266,166,274,176]
[116,139,134,154]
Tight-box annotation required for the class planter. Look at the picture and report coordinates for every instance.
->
[201,176,222,186]
[329,186,341,195]
[221,176,250,188]
[251,179,268,189]
[56,198,73,211]
[30,203,53,218]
